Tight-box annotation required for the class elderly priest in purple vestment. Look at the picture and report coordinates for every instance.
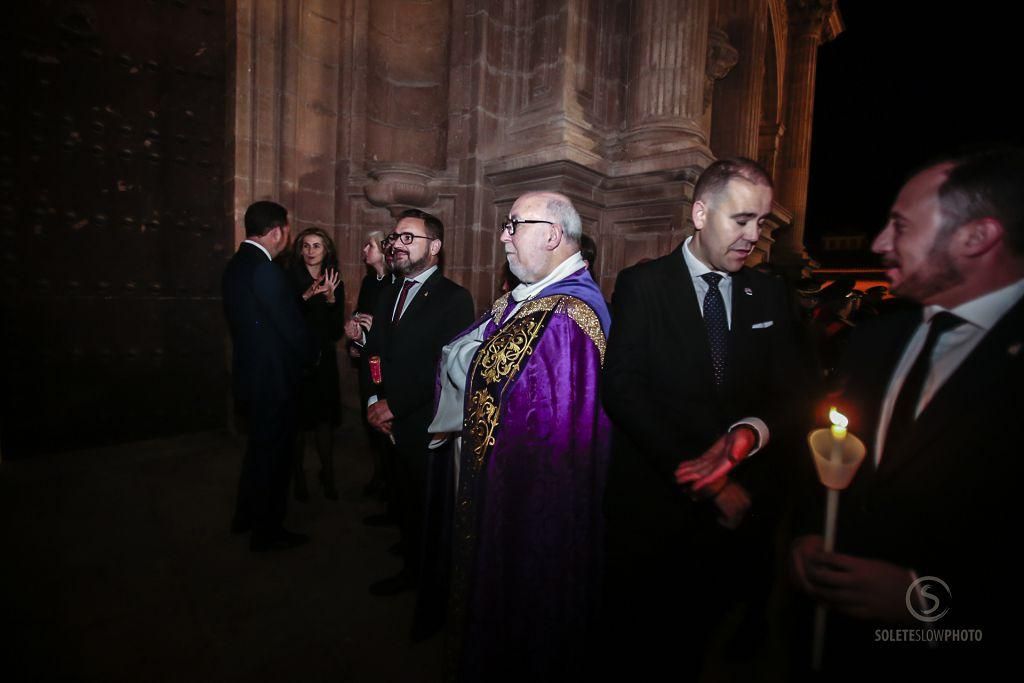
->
[429,191,611,682]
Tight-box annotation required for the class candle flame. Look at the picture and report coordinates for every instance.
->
[829,407,848,429]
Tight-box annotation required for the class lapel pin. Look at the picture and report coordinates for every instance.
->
[744,287,753,296]
[1009,342,1021,357]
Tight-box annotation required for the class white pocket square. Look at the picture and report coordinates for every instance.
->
[751,321,774,329]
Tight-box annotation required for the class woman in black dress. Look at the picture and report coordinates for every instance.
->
[345,230,392,496]
[289,227,344,501]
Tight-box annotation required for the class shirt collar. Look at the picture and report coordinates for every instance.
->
[243,239,272,261]
[682,235,729,281]
[510,251,585,303]
[924,278,1024,331]
[403,264,438,286]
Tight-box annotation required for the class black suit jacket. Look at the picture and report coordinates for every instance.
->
[222,242,315,403]
[360,268,474,449]
[602,246,813,550]
[810,296,1024,667]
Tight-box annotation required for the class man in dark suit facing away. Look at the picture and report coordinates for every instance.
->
[791,149,1024,674]
[222,200,316,552]
[601,157,812,679]
[359,209,474,604]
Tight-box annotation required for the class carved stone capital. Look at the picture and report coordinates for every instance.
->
[364,165,438,211]
[787,0,841,40]
[705,27,739,110]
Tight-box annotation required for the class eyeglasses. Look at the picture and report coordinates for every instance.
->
[501,218,554,236]
[384,232,435,246]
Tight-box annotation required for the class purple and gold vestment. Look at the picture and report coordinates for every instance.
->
[449,267,611,681]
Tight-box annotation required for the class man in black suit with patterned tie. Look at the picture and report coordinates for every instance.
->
[223,201,316,552]
[602,158,812,679]
[791,149,1024,674]
[359,209,474,605]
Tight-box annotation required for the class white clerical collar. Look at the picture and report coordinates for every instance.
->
[682,235,729,280]
[510,251,585,303]
[243,239,272,261]
[924,278,1024,332]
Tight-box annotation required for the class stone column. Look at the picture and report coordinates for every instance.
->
[710,0,768,159]
[774,0,841,265]
[227,0,343,238]
[621,0,711,161]
[363,0,450,212]
[228,0,285,245]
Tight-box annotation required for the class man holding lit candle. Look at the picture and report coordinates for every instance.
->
[791,148,1024,673]
[602,158,812,678]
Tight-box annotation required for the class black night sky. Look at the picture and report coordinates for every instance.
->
[804,2,1024,264]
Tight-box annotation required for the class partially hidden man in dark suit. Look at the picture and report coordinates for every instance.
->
[601,158,813,679]
[359,209,474,612]
[791,149,1024,675]
[222,201,317,552]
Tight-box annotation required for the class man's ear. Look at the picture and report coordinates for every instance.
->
[692,200,708,231]
[430,238,442,256]
[957,217,1003,257]
[547,223,563,250]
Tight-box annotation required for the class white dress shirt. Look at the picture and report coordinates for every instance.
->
[875,278,1024,465]
[680,237,769,455]
[391,264,438,321]
[243,239,272,261]
[682,236,734,328]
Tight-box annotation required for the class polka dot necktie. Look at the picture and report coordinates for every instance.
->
[701,272,728,387]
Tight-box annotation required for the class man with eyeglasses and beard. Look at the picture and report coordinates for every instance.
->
[430,191,611,681]
[360,209,474,613]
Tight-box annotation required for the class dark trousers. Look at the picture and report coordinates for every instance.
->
[392,439,429,576]
[234,397,299,538]
[600,516,776,682]
[414,442,455,637]
[375,429,400,519]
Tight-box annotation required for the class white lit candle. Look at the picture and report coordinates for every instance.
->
[812,407,858,670]
[823,407,848,553]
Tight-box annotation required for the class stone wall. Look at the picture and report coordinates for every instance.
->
[227,0,842,312]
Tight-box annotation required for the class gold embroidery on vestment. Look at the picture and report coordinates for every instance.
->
[466,387,499,462]
[559,297,607,365]
[490,293,511,323]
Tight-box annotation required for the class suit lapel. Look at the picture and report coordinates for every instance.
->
[382,279,402,323]
[728,269,754,369]
[396,268,441,326]
[878,297,1024,479]
[661,249,717,390]
[847,310,920,486]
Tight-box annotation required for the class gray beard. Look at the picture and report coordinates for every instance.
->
[507,256,539,285]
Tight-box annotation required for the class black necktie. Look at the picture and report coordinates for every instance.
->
[883,311,964,458]
[392,279,417,324]
[701,272,728,387]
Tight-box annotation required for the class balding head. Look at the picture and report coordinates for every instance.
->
[501,192,583,284]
